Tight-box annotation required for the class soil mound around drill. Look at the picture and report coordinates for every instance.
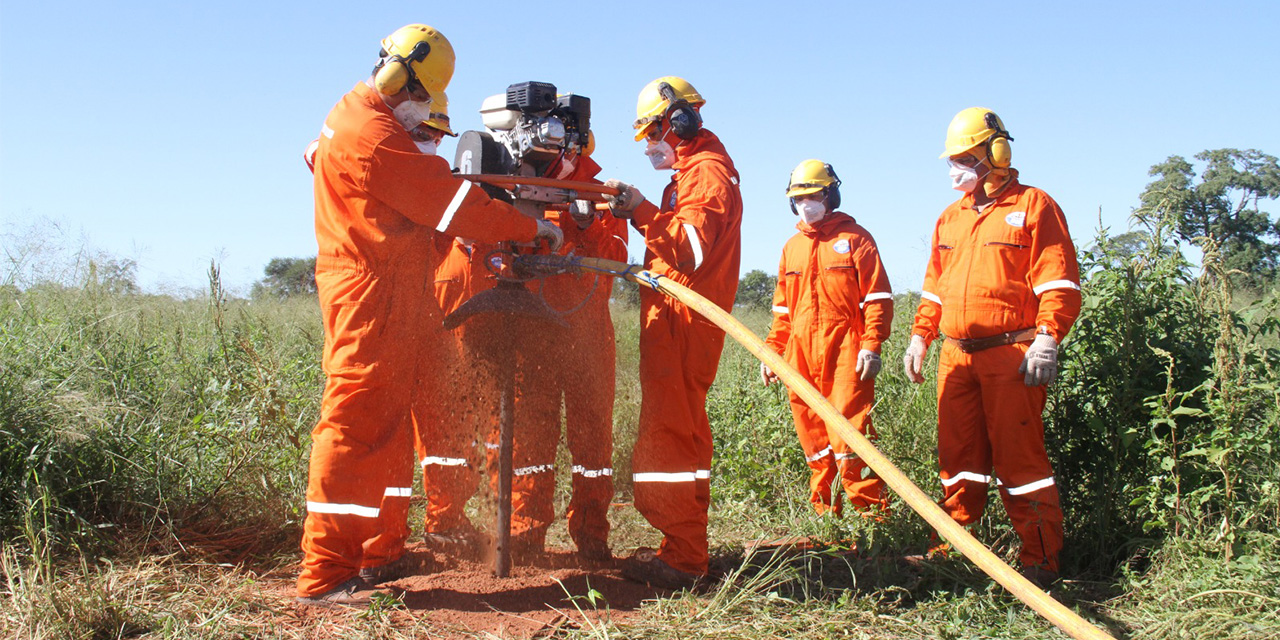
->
[291,542,657,638]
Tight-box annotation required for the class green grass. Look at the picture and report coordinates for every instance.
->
[1,263,1278,639]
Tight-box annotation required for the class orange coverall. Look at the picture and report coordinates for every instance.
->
[542,193,629,553]
[628,129,742,575]
[911,173,1081,572]
[765,212,893,515]
[299,82,538,598]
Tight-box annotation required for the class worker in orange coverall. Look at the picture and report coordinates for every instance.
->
[543,163,629,562]
[416,147,628,563]
[354,99,464,577]
[602,76,742,590]
[903,107,1080,589]
[761,160,893,516]
[298,23,563,606]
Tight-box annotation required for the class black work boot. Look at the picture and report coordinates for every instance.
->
[574,536,613,563]
[1019,564,1060,590]
[358,554,423,584]
[295,576,382,607]
[621,547,705,591]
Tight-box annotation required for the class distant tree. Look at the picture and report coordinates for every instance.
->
[252,257,317,300]
[86,257,138,295]
[735,269,777,311]
[1137,149,1280,287]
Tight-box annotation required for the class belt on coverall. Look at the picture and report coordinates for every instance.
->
[944,327,1037,354]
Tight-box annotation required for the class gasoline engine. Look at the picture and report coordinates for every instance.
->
[453,81,592,216]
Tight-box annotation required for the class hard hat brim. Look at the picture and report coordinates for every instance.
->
[634,120,659,142]
[786,185,825,198]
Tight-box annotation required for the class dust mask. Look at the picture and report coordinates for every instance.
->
[795,199,827,225]
[415,140,438,155]
[392,99,433,132]
[645,139,675,170]
[948,159,982,193]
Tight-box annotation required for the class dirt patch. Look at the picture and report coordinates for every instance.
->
[286,542,659,638]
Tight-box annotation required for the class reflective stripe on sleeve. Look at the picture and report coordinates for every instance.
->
[806,446,833,463]
[921,291,942,305]
[320,124,334,139]
[572,465,613,478]
[436,180,473,233]
[422,456,468,467]
[633,469,711,483]
[939,471,992,487]
[514,464,553,476]
[863,292,893,303]
[1032,279,1081,295]
[307,501,379,518]
[682,223,704,269]
[772,305,789,315]
[384,487,412,497]
[1001,476,1056,495]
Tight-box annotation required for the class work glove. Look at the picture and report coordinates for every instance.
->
[570,199,596,229]
[1019,333,1058,386]
[760,361,779,386]
[855,349,881,381]
[903,334,928,384]
[533,219,565,252]
[603,179,643,219]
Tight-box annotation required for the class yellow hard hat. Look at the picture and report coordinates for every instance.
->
[583,130,596,156]
[786,160,839,197]
[424,97,456,136]
[940,107,1012,160]
[633,76,704,141]
[374,24,456,96]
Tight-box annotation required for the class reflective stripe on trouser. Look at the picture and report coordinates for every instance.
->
[633,304,725,575]
[416,333,498,534]
[299,269,443,597]
[786,326,887,514]
[563,320,616,549]
[936,340,1063,572]
[508,328,566,550]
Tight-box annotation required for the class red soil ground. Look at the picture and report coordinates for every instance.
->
[286,542,660,638]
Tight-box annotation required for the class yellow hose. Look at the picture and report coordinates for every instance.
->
[574,257,1116,640]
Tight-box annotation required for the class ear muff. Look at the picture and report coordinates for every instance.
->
[374,41,432,96]
[983,112,1013,169]
[789,173,799,215]
[823,163,842,210]
[658,82,702,140]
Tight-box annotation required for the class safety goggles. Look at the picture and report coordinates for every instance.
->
[948,152,985,169]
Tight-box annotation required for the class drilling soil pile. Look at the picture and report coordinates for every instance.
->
[287,542,657,638]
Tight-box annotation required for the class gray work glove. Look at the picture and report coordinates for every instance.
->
[533,219,564,252]
[903,334,928,384]
[603,179,643,219]
[570,199,596,229]
[760,361,779,386]
[855,349,882,381]
[1019,333,1058,386]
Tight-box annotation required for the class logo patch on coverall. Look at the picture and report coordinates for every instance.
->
[833,239,851,254]
[668,191,678,209]
[1005,211,1027,228]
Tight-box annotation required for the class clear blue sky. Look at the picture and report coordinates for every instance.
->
[3,1,1278,295]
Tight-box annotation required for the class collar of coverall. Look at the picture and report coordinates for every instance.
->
[962,168,1021,212]
[797,210,853,236]
[670,128,723,172]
